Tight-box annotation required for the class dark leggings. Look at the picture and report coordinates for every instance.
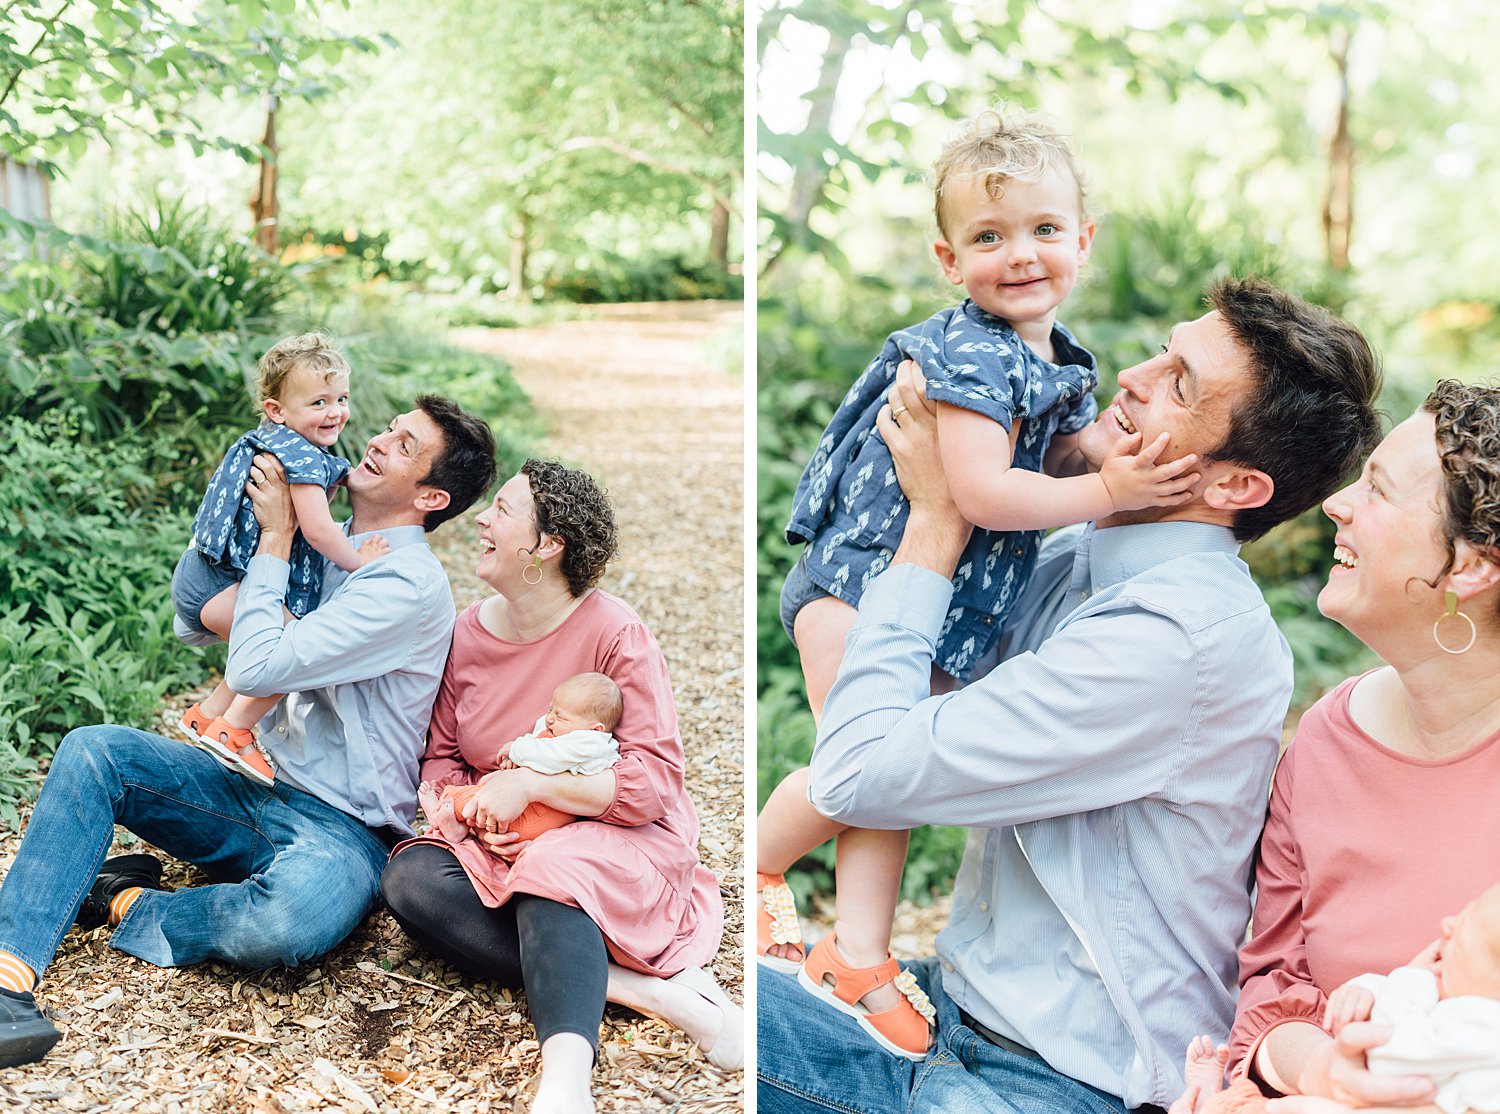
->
[380,843,608,1050]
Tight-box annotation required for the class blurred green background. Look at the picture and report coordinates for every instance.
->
[0,0,742,819]
[757,0,1497,904]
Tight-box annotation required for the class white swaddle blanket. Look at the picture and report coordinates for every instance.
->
[1351,966,1500,1113]
[507,715,619,776]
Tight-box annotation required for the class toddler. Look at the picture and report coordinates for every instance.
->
[1174,881,1500,1113]
[427,672,623,849]
[171,332,388,785]
[757,106,1200,1061]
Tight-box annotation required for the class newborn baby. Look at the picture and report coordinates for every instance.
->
[1174,880,1500,1114]
[429,671,623,848]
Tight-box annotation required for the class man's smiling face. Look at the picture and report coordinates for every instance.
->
[1078,309,1254,508]
[345,408,443,513]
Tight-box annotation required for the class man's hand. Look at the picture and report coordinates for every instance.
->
[246,453,296,560]
[1296,1023,1435,1107]
[877,359,971,576]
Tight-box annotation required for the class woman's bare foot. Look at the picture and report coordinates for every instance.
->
[607,963,743,1070]
[528,1033,596,1114]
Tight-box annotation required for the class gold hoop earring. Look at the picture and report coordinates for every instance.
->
[1433,590,1477,655]
[522,556,543,585]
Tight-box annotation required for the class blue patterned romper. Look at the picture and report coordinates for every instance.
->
[189,423,352,619]
[783,300,1098,680]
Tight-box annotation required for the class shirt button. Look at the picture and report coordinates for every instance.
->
[277,726,287,734]
[979,901,990,913]
[943,961,954,972]
[1012,544,1025,557]
[1079,590,1090,602]
[981,615,994,625]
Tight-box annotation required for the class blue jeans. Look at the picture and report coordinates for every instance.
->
[0,725,391,977]
[757,959,1132,1114]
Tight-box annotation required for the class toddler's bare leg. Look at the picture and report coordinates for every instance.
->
[222,693,282,732]
[200,679,234,720]
[829,826,910,1014]
[197,584,239,641]
[757,768,842,964]
[792,595,859,724]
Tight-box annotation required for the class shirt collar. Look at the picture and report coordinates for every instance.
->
[1070,520,1241,598]
[345,522,427,550]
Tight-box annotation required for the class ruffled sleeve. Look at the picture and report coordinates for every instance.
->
[1229,742,1327,1079]
[593,620,684,827]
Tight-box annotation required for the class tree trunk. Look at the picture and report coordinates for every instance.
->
[761,25,852,278]
[250,95,279,256]
[1323,26,1353,271]
[709,196,730,269]
[506,206,532,303]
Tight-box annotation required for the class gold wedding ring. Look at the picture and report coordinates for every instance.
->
[892,405,909,421]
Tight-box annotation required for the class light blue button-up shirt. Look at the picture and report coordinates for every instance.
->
[809,521,1290,1108]
[225,524,455,837]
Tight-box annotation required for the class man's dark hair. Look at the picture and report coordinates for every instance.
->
[1204,276,1383,542]
[415,394,497,531]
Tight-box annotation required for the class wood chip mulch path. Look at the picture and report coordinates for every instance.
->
[0,300,745,1112]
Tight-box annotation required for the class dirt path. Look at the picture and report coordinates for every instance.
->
[0,302,744,1112]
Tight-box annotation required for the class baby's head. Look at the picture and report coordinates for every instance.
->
[255,332,353,449]
[931,106,1094,332]
[539,672,623,739]
[1430,881,1500,999]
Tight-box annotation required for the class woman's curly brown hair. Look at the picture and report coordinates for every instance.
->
[520,459,618,597]
[1422,379,1500,589]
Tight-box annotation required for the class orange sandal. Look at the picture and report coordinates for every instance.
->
[756,872,805,973]
[797,935,935,1060]
[176,702,211,744]
[198,718,274,787]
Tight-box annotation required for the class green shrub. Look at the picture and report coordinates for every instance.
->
[0,411,215,814]
[547,254,743,304]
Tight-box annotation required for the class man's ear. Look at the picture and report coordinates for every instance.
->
[414,486,451,517]
[933,239,964,287]
[1201,466,1274,514]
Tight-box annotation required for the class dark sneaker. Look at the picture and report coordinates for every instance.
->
[0,987,60,1067]
[75,854,165,932]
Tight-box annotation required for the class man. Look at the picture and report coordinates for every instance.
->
[758,278,1383,1113]
[0,395,496,1066]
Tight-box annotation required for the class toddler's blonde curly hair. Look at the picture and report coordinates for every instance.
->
[931,106,1088,239]
[254,332,352,406]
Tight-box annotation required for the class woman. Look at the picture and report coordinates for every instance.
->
[381,460,739,1114]
[1221,380,1500,1111]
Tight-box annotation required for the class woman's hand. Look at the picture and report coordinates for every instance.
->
[246,452,297,560]
[461,766,535,832]
[1295,1023,1435,1107]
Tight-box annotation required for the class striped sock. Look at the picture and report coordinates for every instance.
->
[108,887,144,927]
[0,950,36,994]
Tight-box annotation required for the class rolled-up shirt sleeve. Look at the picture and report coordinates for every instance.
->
[1228,745,1326,1077]
[809,562,1197,829]
[593,621,683,827]
[225,553,424,696]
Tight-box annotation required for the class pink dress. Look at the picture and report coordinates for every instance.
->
[395,592,724,976]
[1229,672,1500,1078]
